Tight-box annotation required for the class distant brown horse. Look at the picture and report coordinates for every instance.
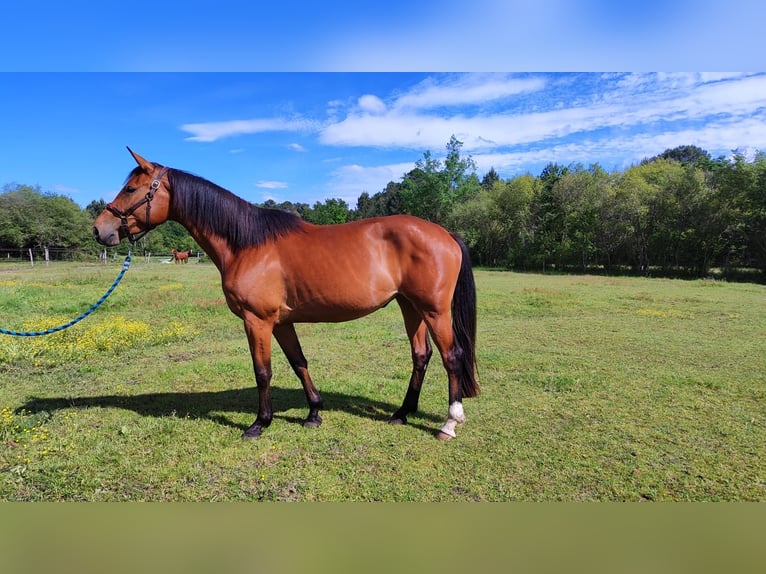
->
[93,148,478,440]
[171,248,192,264]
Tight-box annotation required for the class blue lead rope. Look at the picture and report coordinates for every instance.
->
[0,252,131,337]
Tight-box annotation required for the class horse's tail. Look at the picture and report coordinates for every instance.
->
[450,234,479,398]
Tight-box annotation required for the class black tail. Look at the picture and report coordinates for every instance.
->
[451,234,479,398]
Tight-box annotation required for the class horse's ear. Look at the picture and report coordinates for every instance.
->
[126,147,154,174]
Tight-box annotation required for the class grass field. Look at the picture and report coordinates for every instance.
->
[1,259,764,501]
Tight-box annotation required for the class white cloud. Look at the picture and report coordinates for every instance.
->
[467,114,766,175]
[393,74,545,110]
[358,94,386,115]
[181,118,315,142]
[256,180,289,189]
[288,143,307,152]
[179,74,766,161]
[319,73,766,153]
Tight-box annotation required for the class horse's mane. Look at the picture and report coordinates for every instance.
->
[157,168,304,251]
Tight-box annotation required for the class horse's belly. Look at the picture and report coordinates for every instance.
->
[280,294,395,324]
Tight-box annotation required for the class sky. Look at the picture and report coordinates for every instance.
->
[1,1,764,209]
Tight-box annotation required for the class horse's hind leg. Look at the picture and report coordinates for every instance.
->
[390,296,432,425]
[273,323,323,428]
[424,313,466,441]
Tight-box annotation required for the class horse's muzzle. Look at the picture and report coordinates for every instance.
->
[93,225,119,247]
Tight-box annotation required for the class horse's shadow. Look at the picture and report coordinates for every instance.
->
[18,386,442,436]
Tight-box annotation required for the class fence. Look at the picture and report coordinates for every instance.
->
[0,247,206,266]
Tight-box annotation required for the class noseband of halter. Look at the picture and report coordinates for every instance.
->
[106,167,169,244]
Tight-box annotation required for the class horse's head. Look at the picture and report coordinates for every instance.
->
[93,148,172,246]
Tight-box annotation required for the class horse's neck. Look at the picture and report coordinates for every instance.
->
[174,218,231,271]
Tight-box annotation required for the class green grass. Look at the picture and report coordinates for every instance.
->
[1,260,765,500]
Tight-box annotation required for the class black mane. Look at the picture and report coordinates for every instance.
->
[164,168,304,251]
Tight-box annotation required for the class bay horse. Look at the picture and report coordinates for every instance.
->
[171,248,192,264]
[93,148,478,440]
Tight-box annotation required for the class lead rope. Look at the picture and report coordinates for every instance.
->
[0,251,131,337]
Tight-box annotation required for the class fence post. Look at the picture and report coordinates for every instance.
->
[28,248,34,266]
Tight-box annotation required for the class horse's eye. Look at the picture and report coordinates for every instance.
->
[125,186,137,194]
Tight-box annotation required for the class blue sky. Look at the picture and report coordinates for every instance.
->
[1,2,764,209]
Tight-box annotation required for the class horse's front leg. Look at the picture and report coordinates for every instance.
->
[273,323,323,429]
[242,314,275,439]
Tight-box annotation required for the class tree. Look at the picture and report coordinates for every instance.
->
[528,163,570,270]
[85,199,107,220]
[355,181,405,219]
[443,135,479,201]
[550,164,616,271]
[614,165,656,273]
[749,152,766,272]
[616,158,712,274]
[0,184,91,252]
[450,174,537,268]
[399,154,445,223]
[0,186,27,247]
[41,194,93,248]
[399,136,479,226]
[710,151,765,273]
[449,187,504,267]
[305,198,350,225]
[481,167,500,190]
[654,144,712,167]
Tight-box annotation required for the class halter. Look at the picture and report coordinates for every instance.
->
[106,167,169,244]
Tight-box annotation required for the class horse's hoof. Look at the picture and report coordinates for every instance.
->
[388,416,406,425]
[242,428,262,439]
[303,418,322,429]
[435,431,455,441]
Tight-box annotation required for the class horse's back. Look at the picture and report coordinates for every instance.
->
[241,215,460,321]
[320,215,463,309]
[306,215,461,275]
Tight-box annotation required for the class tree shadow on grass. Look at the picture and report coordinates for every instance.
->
[17,386,443,437]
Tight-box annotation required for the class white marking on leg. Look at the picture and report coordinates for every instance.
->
[449,401,465,423]
[439,401,465,437]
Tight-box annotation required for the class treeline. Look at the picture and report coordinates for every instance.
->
[263,138,766,279]
[0,187,199,259]
[2,138,765,280]
[0,184,94,258]
[0,184,355,258]
[448,144,766,278]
